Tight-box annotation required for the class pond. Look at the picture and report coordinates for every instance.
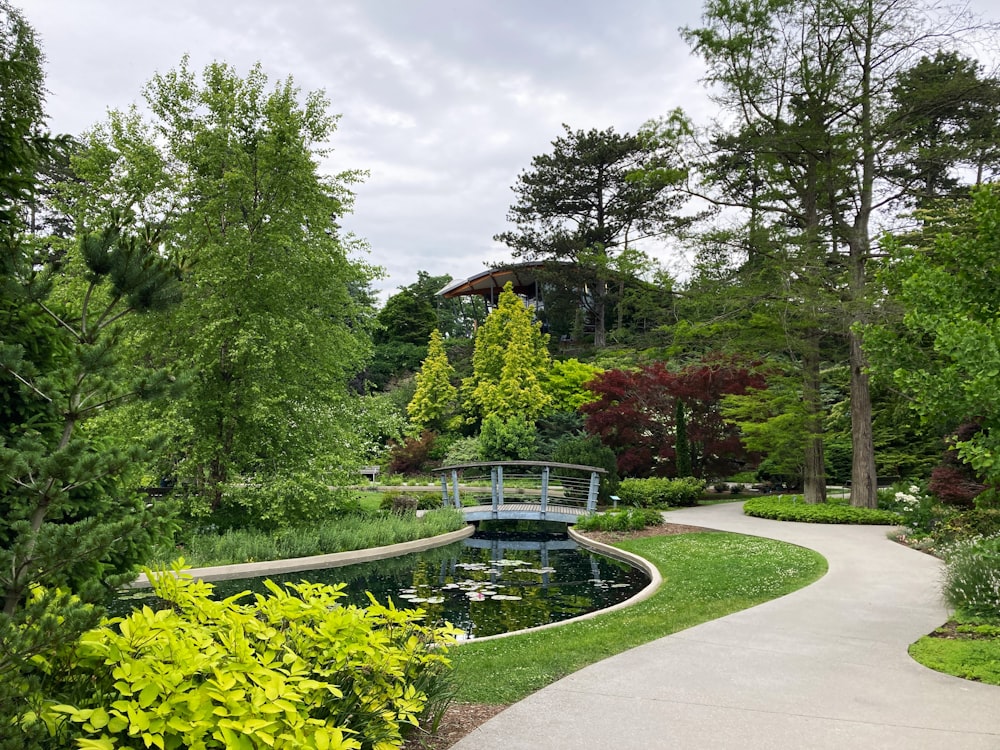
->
[119,524,649,639]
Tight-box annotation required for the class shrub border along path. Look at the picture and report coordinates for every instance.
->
[450,502,1000,750]
[743,494,903,524]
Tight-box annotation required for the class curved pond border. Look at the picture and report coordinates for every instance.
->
[130,524,662,644]
[459,528,663,643]
[131,525,475,588]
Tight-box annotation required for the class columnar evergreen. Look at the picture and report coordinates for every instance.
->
[463,282,552,422]
[407,329,457,432]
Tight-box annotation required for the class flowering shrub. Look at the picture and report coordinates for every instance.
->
[891,485,940,536]
[942,535,1000,619]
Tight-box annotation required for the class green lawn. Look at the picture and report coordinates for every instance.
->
[909,614,1000,686]
[448,531,826,703]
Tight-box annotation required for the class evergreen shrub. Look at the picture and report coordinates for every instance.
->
[618,477,706,508]
[551,434,620,502]
[744,495,902,524]
[478,414,537,461]
[440,436,481,466]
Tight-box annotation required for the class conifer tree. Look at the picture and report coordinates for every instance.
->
[407,329,457,432]
[463,282,552,422]
[0,4,180,743]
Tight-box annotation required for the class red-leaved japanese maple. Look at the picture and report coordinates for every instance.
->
[581,357,763,478]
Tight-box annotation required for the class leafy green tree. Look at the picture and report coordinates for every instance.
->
[866,186,1000,493]
[369,283,439,389]
[0,5,181,742]
[64,58,378,518]
[722,366,812,486]
[405,270,481,338]
[369,272,483,389]
[495,120,690,347]
[682,0,989,507]
[407,329,458,433]
[463,282,551,422]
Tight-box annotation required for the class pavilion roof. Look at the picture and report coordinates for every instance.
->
[437,262,551,300]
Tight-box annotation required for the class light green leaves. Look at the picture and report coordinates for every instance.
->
[463,282,552,422]
[45,569,457,749]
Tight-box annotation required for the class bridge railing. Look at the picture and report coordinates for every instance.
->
[435,461,606,517]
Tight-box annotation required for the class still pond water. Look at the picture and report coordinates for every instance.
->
[123,524,649,639]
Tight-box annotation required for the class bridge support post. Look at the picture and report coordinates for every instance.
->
[540,466,550,517]
[490,466,498,518]
[587,471,600,513]
[493,465,504,518]
[451,470,461,509]
[440,474,448,508]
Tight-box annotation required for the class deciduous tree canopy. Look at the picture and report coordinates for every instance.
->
[582,358,763,478]
[63,58,379,514]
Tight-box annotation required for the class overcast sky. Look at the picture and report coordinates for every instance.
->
[19,1,1000,301]
[21,1,714,299]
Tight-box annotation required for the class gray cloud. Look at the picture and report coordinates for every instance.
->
[18,2,729,296]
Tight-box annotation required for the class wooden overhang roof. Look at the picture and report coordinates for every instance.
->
[437,263,548,300]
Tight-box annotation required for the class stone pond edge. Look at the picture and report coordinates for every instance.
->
[458,527,662,644]
[131,525,476,588]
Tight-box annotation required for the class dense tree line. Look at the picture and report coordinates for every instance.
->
[390,0,1000,514]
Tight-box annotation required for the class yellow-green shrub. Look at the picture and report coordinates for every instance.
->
[42,566,458,750]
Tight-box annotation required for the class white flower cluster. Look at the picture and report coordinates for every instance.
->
[894,487,921,507]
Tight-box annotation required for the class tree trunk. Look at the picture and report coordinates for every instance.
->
[802,337,827,504]
[675,399,692,477]
[593,278,607,348]
[849,329,878,507]
[845,0,879,509]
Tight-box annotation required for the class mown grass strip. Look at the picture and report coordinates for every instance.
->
[449,531,827,704]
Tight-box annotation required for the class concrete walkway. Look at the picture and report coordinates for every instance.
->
[452,501,1000,749]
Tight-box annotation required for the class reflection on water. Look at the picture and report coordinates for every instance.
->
[120,527,649,638]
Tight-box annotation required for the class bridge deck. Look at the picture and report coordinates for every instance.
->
[460,502,589,523]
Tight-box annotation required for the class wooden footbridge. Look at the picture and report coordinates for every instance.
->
[435,461,606,524]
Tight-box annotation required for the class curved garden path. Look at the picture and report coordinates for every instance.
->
[452,501,1000,749]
